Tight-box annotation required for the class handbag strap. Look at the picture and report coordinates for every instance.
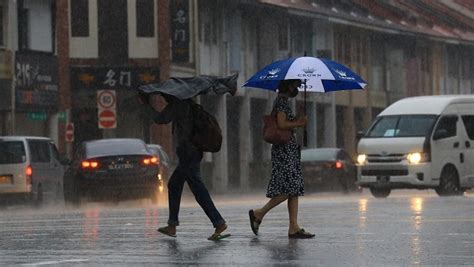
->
[270,96,282,117]
[270,108,277,117]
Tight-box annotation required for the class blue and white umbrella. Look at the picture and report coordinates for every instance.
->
[243,57,366,92]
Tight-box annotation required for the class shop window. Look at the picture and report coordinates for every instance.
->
[0,6,3,46]
[292,25,304,53]
[278,21,289,51]
[200,4,220,46]
[136,0,154,37]
[18,6,29,50]
[71,0,89,37]
[370,37,385,91]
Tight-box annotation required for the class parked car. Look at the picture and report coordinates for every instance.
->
[63,138,160,206]
[146,144,170,193]
[357,95,474,198]
[0,136,65,205]
[301,148,359,193]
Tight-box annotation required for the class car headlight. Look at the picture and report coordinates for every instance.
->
[407,153,430,164]
[357,154,367,165]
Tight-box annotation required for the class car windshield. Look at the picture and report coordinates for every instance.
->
[0,141,26,164]
[301,149,338,162]
[86,140,149,157]
[366,115,437,138]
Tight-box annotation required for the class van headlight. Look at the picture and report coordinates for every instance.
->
[407,153,430,164]
[357,154,367,165]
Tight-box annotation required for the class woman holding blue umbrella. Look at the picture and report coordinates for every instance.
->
[246,56,366,238]
[248,79,315,239]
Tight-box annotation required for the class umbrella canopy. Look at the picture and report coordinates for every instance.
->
[243,57,366,92]
[138,73,238,100]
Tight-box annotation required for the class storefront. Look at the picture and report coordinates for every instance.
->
[14,51,59,137]
[0,49,13,135]
[70,67,160,151]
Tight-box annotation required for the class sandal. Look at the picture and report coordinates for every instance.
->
[157,226,177,238]
[288,228,315,239]
[207,233,231,241]
[248,210,261,236]
[208,223,230,241]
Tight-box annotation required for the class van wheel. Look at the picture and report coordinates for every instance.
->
[370,187,391,198]
[435,166,464,196]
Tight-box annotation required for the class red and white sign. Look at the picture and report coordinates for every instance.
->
[65,123,74,142]
[97,90,116,109]
[98,109,117,129]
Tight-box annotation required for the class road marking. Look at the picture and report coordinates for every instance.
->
[433,255,474,259]
[22,259,90,266]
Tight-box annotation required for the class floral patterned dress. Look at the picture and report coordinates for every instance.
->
[266,96,304,198]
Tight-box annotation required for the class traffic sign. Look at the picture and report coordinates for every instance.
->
[58,111,67,122]
[27,112,47,121]
[97,90,116,109]
[98,109,117,129]
[65,123,74,142]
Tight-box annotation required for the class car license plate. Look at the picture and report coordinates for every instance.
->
[108,163,134,170]
[377,175,390,183]
[0,175,13,185]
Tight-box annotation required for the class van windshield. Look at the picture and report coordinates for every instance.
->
[0,141,26,164]
[366,115,438,138]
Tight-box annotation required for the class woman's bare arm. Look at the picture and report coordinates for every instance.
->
[276,111,307,130]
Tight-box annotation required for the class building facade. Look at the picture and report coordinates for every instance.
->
[1,0,473,193]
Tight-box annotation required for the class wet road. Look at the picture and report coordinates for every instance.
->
[0,190,473,266]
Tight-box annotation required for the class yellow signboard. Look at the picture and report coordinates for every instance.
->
[0,49,13,79]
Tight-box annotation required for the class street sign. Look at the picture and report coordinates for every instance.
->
[27,112,47,121]
[58,111,67,122]
[65,123,74,142]
[97,90,116,109]
[98,109,117,129]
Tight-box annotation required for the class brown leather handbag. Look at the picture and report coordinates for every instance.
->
[263,109,292,145]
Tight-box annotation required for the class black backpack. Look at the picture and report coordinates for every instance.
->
[189,101,222,152]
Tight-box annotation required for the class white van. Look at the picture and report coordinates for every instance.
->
[357,95,474,198]
[0,136,65,205]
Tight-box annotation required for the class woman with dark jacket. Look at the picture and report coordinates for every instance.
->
[249,79,315,239]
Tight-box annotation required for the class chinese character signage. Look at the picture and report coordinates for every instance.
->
[0,49,12,111]
[15,52,59,112]
[70,67,160,91]
[170,0,190,63]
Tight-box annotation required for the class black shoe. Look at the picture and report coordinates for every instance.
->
[288,228,315,239]
[248,210,261,236]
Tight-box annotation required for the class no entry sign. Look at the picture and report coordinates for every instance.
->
[65,123,74,142]
[98,109,117,129]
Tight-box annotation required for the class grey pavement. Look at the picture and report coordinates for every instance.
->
[0,190,473,266]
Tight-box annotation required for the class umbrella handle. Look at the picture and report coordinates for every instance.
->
[304,129,308,147]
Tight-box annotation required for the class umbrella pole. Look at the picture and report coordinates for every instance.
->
[303,80,307,147]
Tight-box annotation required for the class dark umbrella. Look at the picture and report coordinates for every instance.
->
[138,73,238,99]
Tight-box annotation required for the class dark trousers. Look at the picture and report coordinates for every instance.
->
[167,146,225,228]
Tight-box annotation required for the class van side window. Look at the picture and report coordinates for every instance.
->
[434,116,457,139]
[28,141,51,163]
[461,116,474,140]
